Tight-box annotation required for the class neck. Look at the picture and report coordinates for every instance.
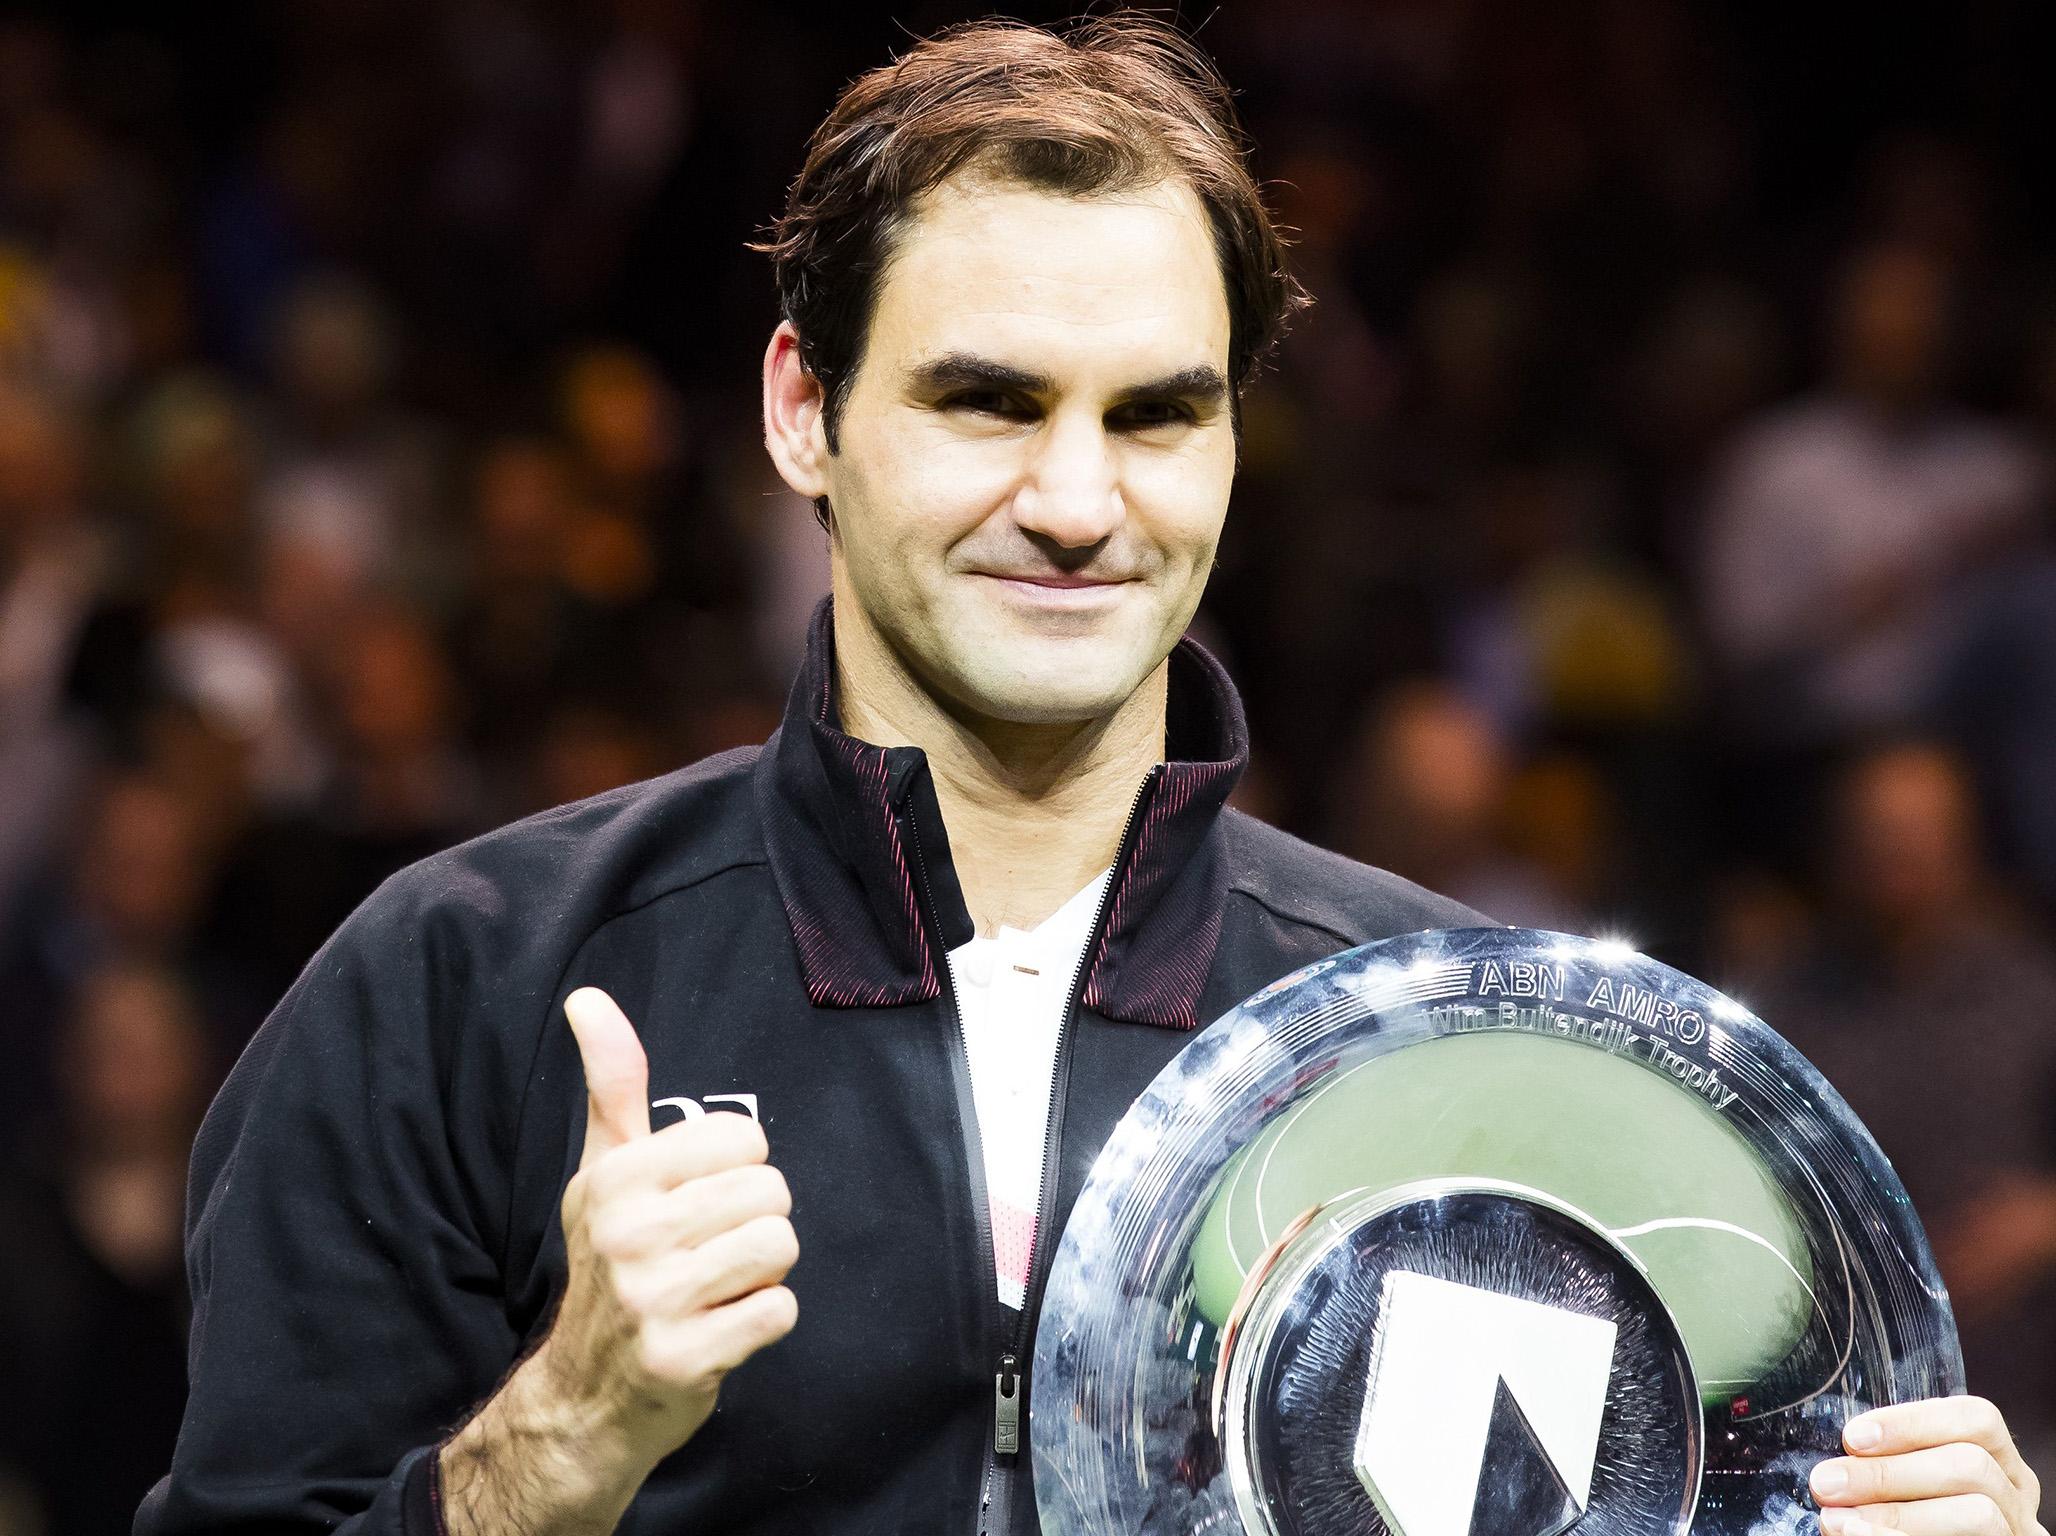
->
[832,600,1166,938]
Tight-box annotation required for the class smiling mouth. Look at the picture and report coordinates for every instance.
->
[977,572,1135,608]
[979,569,1136,587]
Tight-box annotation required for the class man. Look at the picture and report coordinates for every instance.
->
[141,15,2045,1536]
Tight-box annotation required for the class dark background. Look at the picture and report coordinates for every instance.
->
[4,2,2056,1530]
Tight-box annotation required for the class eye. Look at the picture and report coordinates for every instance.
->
[1112,399,1195,430]
[947,391,1033,419]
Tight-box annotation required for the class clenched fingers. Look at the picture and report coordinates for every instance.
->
[589,1164,794,1261]
[638,1284,800,1387]
[1843,1400,2037,1497]
[615,1214,801,1319]
[566,1111,770,1223]
[1815,1444,2014,1510]
[1822,1494,2013,1536]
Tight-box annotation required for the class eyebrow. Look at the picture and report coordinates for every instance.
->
[906,352,1230,408]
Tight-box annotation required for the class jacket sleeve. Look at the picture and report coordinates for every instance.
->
[136,867,535,1536]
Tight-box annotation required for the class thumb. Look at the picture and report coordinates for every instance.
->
[565,986,651,1166]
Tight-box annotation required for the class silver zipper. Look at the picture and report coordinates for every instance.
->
[980,767,1159,1536]
[910,763,1161,1536]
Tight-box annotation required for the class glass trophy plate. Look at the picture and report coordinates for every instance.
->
[1032,928,1963,1536]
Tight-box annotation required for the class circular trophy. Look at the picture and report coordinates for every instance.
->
[1032,928,1963,1536]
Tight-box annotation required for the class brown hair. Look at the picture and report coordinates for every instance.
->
[751,12,1309,461]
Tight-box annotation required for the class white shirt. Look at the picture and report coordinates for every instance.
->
[946,868,1112,1310]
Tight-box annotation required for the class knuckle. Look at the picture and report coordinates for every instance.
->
[728,1287,796,1356]
[760,1284,799,1336]
[759,1216,801,1269]
[1970,1493,2008,1536]
[722,1114,770,1163]
[675,1114,755,1169]
[636,1329,694,1383]
[645,1322,726,1386]
[613,1263,669,1319]
[1967,1397,2011,1448]
[589,1211,636,1259]
[1960,1445,2003,1491]
[611,1270,651,1318]
[755,1164,793,1214]
[672,1114,718,1146]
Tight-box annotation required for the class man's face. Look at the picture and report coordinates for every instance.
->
[813,173,1236,726]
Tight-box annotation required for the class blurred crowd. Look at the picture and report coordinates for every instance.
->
[4,1,2056,1529]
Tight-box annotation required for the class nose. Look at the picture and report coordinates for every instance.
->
[1012,409,1123,553]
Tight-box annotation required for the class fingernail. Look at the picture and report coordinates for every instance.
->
[1845,1417,1882,1451]
[1812,1461,1848,1498]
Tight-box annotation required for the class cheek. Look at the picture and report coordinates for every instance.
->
[843,426,1018,550]
[1128,449,1233,566]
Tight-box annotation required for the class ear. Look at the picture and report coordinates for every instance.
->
[762,321,831,500]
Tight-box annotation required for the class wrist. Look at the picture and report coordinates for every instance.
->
[438,1340,662,1536]
[523,1333,678,1476]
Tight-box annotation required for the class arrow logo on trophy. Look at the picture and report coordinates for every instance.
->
[1469,1377,1580,1536]
[1354,1272,1618,1536]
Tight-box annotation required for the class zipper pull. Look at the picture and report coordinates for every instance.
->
[994,1353,1022,1457]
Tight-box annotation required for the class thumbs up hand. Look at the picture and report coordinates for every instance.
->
[538,987,800,1470]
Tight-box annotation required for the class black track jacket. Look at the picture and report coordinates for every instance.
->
[137,603,1484,1536]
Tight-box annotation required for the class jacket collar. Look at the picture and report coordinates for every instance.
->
[754,599,1248,1029]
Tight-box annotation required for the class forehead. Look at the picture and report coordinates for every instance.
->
[863,173,1231,381]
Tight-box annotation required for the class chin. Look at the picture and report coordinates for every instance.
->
[949,655,1148,726]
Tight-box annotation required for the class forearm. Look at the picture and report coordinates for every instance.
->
[437,1341,659,1536]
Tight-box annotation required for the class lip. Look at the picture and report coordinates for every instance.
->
[978,573,1133,606]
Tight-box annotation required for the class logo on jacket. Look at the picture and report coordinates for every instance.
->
[652,1092,761,1124]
